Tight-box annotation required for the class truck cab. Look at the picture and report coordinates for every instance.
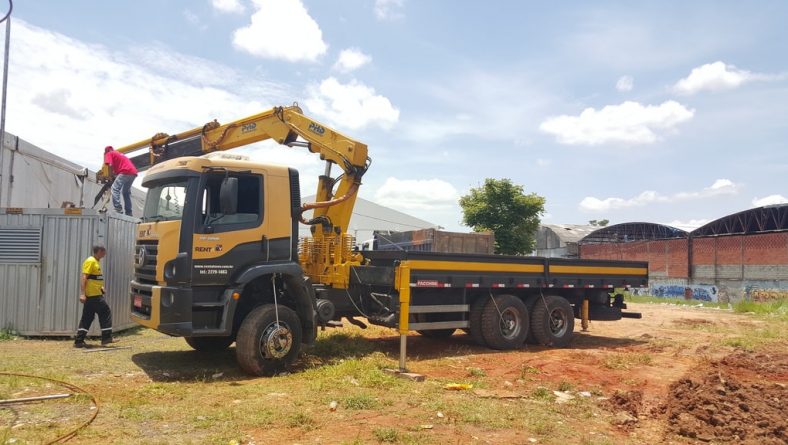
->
[131,156,316,374]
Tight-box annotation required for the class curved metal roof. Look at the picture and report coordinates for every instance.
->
[579,222,688,244]
[691,204,788,236]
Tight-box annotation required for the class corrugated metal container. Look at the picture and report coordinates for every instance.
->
[374,229,495,254]
[0,208,137,336]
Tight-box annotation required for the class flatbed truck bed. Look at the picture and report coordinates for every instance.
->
[318,251,647,369]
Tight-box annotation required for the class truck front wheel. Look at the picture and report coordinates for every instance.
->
[184,335,235,352]
[236,304,302,376]
[530,295,574,347]
[480,294,529,350]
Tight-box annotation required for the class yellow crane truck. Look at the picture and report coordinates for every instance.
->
[105,104,647,376]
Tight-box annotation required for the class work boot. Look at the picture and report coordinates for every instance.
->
[74,341,87,348]
[101,337,116,346]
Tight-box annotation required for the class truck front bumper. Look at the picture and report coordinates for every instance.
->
[130,281,194,336]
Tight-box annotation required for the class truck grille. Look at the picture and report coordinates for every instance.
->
[134,239,158,285]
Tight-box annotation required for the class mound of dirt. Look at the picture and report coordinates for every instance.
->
[663,351,787,444]
[604,390,643,429]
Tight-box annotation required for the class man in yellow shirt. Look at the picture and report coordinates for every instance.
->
[74,245,114,347]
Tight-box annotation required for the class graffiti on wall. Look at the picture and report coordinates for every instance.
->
[650,284,719,302]
[745,285,788,302]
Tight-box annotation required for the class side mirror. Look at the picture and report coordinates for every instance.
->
[220,177,239,215]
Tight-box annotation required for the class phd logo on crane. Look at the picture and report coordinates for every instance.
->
[308,122,325,136]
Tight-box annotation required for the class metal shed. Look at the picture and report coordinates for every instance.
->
[0,208,137,336]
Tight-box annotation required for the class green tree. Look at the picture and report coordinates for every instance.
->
[589,219,609,227]
[459,178,546,255]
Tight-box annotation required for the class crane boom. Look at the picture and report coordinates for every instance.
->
[98,104,369,235]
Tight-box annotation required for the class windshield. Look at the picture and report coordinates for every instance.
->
[143,180,190,222]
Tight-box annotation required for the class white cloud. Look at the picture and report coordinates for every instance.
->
[375,0,405,21]
[333,48,372,73]
[375,177,459,210]
[752,194,788,207]
[305,77,399,130]
[536,158,552,167]
[673,61,776,95]
[616,75,633,92]
[212,0,245,14]
[540,100,694,145]
[233,0,327,62]
[580,179,739,212]
[6,20,290,171]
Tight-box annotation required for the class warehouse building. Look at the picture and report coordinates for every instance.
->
[299,195,438,244]
[579,205,788,303]
[534,224,597,258]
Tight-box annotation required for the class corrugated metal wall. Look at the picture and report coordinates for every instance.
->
[0,208,137,336]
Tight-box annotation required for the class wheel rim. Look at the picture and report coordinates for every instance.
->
[259,322,293,359]
[548,308,568,337]
[498,307,522,339]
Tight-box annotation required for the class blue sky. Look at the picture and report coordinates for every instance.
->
[6,0,788,231]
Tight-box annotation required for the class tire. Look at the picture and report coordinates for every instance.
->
[468,297,488,346]
[480,294,529,350]
[184,335,235,352]
[530,295,575,347]
[236,304,302,376]
[522,296,539,344]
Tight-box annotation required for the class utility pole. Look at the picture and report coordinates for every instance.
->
[0,2,12,204]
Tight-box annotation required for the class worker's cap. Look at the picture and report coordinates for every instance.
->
[104,145,114,153]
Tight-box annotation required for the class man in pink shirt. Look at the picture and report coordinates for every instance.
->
[103,146,139,216]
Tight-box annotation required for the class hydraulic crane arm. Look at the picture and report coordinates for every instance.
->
[97,104,369,233]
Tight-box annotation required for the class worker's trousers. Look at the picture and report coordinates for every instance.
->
[111,174,137,216]
[75,296,112,343]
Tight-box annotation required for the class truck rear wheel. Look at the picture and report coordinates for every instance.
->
[480,294,529,350]
[236,304,302,376]
[184,335,235,352]
[530,295,574,347]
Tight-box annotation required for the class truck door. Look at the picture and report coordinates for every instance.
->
[191,171,266,285]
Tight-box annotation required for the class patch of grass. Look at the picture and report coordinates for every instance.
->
[557,380,574,392]
[373,427,400,443]
[603,353,653,370]
[446,398,525,429]
[0,327,18,341]
[721,337,756,351]
[720,324,787,351]
[467,366,486,377]
[520,364,541,378]
[531,386,552,400]
[343,393,379,410]
[527,415,555,435]
[625,294,730,309]
[733,299,787,317]
[286,412,316,430]
[306,331,378,361]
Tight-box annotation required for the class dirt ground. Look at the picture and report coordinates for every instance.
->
[1,302,786,444]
